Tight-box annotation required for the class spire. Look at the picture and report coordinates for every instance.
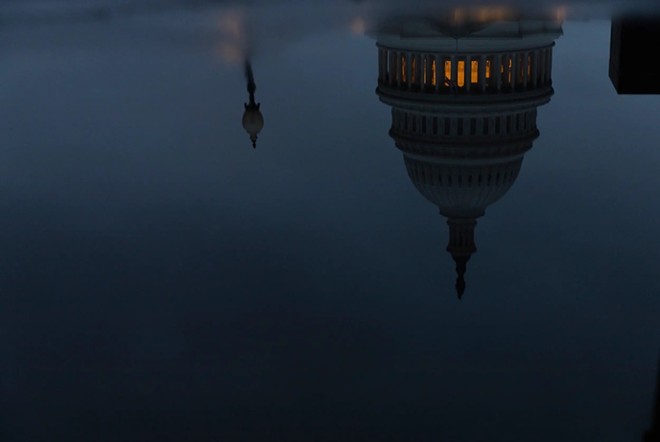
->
[446,217,477,300]
[645,350,660,442]
[453,254,469,299]
[245,59,256,107]
[241,59,264,149]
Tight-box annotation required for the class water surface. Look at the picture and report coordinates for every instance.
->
[0,1,659,441]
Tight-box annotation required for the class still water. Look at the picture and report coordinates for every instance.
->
[1,1,659,441]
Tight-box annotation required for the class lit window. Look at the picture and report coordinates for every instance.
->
[444,60,452,80]
[411,56,417,85]
[401,55,407,82]
[457,60,465,87]
[485,59,491,79]
[471,60,479,83]
[431,60,437,86]
[422,58,427,85]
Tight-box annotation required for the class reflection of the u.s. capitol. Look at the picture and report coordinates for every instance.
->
[374,7,562,298]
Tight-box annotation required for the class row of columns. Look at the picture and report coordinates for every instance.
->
[378,47,553,93]
[392,109,537,138]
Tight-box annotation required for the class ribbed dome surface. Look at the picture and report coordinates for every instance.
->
[242,106,264,134]
[404,153,523,217]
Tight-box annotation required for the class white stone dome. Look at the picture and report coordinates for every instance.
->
[403,153,523,218]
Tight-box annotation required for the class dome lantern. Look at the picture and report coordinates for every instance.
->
[242,103,263,149]
[241,60,263,149]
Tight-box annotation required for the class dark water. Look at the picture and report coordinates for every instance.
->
[1,1,659,441]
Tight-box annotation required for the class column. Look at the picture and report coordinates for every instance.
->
[385,50,390,85]
[388,50,396,86]
[395,51,401,87]
[494,54,502,91]
[520,52,529,91]
[414,53,421,89]
[499,54,506,89]
[405,52,412,89]
[377,49,381,83]
[410,53,416,89]
[378,48,385,84]
[479,55,486,92]
[451,56,458,92]
[386,50,392,85]
[510,53,517,90]
[531,50,539,88]
[440,57,451,89]
[539,49,546,86]
[425,55,433,90]
[435,55,442,92]
[421,54,426,89]
[419,54,425,89]
[465,56,472,92]
[502,54,510,90]
[546,49,553,83]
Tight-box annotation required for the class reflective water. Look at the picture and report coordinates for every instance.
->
[1,1,659,441]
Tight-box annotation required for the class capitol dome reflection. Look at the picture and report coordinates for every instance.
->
[374,6,562,298]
